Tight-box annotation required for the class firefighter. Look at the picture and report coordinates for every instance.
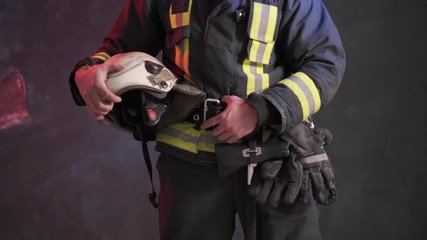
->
[69,0,345,239]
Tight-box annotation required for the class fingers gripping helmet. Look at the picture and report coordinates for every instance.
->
[103,52,178,141]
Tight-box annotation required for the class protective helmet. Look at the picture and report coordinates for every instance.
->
[103,52,178,141]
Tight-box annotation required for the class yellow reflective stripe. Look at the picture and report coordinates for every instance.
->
[249,2,262,40]
[250,3,277,42]
[174,45,180,70]
[279,72,322,120]
[169,1,192,77]
[156,122,220,153]
[99,52,110,58]
[169,8,179,28]
[247,3,277,65]
[91,52,110,62]
[265,5,278,42]
[182,38,190,76]
[156,123,199,153]
[197,144,215,153]
[244,59,269,95]
[249,40,261,64]
[294,72,321,113]
[261,41,274,64]
[157,122,272,154]
[174,38,190,77]
[157,133,198,153]
[169,0,193,29]
[92,55,107,61]
[281,79,310,120]
[248,40,274,65]
[243,59,256,94]
[181,1,192,25]
[167,122,199,137]
[198,131,219,152]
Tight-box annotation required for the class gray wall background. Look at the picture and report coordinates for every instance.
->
[1,0,426,239]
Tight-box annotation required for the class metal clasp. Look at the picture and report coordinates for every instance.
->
[203,98,221,122]
[242,147,262,157]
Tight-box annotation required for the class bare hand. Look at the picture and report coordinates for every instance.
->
[74,62,123,120]
[200,95,259,143]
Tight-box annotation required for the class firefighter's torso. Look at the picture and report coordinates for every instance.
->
[155,0,289,98]
[153,0,288,159]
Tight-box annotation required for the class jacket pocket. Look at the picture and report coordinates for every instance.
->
[247,1,281,65]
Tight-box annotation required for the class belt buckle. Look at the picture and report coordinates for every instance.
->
[203,98,221,122]
[242,147,262,157]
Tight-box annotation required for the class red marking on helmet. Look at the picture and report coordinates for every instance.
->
[147,109,157,122]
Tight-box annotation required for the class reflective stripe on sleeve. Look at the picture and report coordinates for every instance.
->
[279,72,321,120]
[91,52,111,62]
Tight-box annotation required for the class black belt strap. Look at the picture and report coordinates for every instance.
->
[244,138,259,240]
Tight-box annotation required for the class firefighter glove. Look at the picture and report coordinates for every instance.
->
[297,147,337,205]
[248,153,303,207]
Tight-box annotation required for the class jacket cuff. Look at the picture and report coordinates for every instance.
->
[247,92,280,129]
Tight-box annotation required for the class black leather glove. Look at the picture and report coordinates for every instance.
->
[248,123,337,207]
[296,128,337,205]
[313,127,333,146]
[248,153,303,207]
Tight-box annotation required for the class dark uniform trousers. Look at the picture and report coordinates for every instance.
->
[156,152,321,240]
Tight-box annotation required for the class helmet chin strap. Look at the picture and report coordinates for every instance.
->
[137,119,159,209]
[134,90,176,209]
[134,91,165,209]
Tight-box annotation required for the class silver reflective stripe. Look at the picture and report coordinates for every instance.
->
[279,72,322,120]
[251,62,264,93]
[256,41,267,63]
[288,75,316,115]
[198,133,221,152]
[258,4,272,41]
[300,153,329,165]
[165,127,198,142]
[247,2,278,65]
[250,3,276,42]
[244,59,269,95]
[156,123,221,153]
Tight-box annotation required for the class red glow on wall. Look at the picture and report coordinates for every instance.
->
[0,70,30,130]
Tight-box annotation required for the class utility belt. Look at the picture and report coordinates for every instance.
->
[178,97,290,184]
[183,98,227,130]
[215,122,325,185]
[179,98,290,184]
